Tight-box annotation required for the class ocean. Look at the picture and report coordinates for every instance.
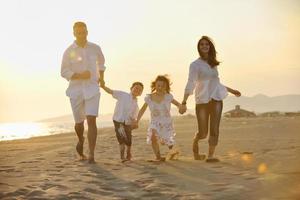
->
[0,120,114,142]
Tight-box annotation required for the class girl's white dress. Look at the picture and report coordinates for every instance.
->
[144,93,175,146]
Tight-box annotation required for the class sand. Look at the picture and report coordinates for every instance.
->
[0,116,300,200]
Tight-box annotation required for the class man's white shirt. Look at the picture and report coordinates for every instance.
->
[61,41,105,99]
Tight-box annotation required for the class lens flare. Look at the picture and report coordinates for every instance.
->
[241,154,250,161]
[258,163,268,174]
[69,50,76,58]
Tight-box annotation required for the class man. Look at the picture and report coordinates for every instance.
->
[61,22,105,163]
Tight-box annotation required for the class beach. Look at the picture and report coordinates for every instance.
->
[1,116,300,200]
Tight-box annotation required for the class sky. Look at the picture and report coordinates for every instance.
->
[0,0,299,122]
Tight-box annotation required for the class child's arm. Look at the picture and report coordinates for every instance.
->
[137,103,148,123]
[172,99,185,114]
[171,99,182,108]
[101,84,113,95]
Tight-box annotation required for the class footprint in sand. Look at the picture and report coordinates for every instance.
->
[12,188,30,196]
[34,157,45,161]
[41,183,68,191]
[83,188,100,194]
[0,166,15,173]
[18,160,39,164]
[211,187,228,192]
[134,178,154,187]
[26,190,46,197]
[8,148,26,152]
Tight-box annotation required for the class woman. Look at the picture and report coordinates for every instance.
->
[180,36,241,162]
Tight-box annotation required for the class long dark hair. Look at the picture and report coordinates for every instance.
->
[151,75,171,94]
[197,36,220,67]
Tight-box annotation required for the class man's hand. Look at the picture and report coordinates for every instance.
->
[71,70,91,80]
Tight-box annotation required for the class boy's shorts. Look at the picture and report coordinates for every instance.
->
[70,93,100,123]
[113,120,132,146]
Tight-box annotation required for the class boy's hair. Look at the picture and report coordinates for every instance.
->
[73,21,87,30]
[130,82,144,89]
[151,75,171,93]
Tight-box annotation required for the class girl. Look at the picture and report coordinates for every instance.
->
[136,75,184,161]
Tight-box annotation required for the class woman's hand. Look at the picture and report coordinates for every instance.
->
[232,89,241,97]
[179,104,187,114]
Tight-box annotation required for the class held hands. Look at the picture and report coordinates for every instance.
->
[131,119,139,130]
[178,104,187,115]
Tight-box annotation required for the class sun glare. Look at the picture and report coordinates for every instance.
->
[0,122,45,141]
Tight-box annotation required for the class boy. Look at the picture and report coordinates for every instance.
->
[101,82,143,162]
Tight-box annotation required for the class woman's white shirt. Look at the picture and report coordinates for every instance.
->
[184,58,228,104]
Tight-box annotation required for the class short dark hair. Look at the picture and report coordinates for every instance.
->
[73,21,87,30]
[130,82,144,89]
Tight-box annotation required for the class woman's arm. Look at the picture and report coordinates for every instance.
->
[179,93,190,114]
[225,86,241,97]
[137,103,148,122]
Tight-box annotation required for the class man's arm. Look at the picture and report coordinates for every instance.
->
[99,70,105,86]
[61,51,74,81]
[61,50,90,81]
[97,45,106,84]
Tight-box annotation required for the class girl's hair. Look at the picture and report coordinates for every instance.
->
[197,36,220,67]
[130,82,144,89]
[151,75,171,93]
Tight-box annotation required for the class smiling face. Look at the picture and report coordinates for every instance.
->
[131,85,143,97]
[155,80,167,94]
[198,39,210,55]
[73,25,88,42]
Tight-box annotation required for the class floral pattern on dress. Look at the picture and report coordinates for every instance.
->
[144,93,176,146]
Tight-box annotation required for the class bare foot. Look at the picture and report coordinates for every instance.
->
[121,159,129,163]
[79,154,87,161]
[168,150,179,160]
[88,157,96,164]
[157,157,166,162]
[126,152,132,161]
[194,153,206,160]
[206,157,220,163]
[76,138,85,157]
